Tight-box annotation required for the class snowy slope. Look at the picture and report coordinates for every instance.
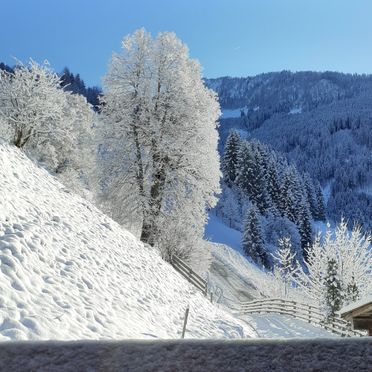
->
[0,141,255,341]
[205,216,336,338]
[205,216,282,303]
[205,214,243,253]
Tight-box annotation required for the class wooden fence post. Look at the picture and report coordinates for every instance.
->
[181,307,190,339]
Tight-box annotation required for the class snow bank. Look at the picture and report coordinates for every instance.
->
[0,338,371,371]
[242,314,335,338]
[0,142,254,340]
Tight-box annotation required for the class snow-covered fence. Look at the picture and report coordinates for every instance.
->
[240,298,365,337]
[170,255,207,296]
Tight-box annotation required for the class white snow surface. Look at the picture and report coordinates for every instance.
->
[241,314,336,338]
[205,214,243,254]
[221,107,248,118]
[0,142,255,341]
[289,107,302,114]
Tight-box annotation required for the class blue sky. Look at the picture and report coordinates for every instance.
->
[1,0,372,86]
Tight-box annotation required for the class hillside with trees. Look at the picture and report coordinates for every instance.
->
[206,72,372,231]
[216,130,326,268]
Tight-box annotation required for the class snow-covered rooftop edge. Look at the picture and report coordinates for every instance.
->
[339,296,372,315]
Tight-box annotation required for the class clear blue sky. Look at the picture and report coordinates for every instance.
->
[1,0,372,86]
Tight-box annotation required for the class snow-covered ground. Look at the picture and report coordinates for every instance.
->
[289,107,302,114]
[205,214,242,253]
[0,141,255,341]
[205,215,336,338]
[221,107,249,118]
[241,314,335,338]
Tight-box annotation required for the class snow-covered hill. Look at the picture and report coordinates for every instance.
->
[0,141,254,341]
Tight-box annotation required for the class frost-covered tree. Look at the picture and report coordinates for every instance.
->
[0,60,66,149]
[53,93,95,193]
[294,220,372,311]
[98,29,220,265]
[215,183,241,229]
[241,205,268,267]
[222,129,240,186]
[263,214,302,261]
[272,237,299,296]
[0,59,95,193]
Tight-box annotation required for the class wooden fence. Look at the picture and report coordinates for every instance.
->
[241,298,365,337]
[170,255,208,296]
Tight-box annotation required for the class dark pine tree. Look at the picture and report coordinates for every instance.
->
[222,130,241,186]
[314,181,326,221]
[297,197,313,260]
[324,258,342,320]
[241,205,268,267]
[267,158,282,211]
[303,173,318,219]
[60,67,101,109]
[236,142,269,214]
[345,275,359,304]
[279,167,297,222]
[0,62,13,73]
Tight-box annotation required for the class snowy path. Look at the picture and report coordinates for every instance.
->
[241,314,336,338]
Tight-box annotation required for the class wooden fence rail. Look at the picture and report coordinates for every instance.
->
[171,255,207,296]
[241,298,365,337]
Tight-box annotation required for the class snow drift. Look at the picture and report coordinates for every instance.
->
[0,141,254,341]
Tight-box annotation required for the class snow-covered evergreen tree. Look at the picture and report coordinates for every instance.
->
[222,129,240,186]
[345,276,359,304]
[215,183,241,229]
[241,205,268,267]
[267,158,282,211]
[236,142,268,213]
[98,29,220,267]
[264,214,302,261]
[279,166,298,222]
[314,181,326,221]
[303,173,318,219]
[324,258,342,320]
[297,197,313,259]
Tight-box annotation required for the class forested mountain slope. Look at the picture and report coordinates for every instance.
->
[206,71,372,230]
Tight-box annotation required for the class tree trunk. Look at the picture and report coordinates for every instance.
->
[140,154,169,246]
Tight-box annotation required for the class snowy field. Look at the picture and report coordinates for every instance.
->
[0,141,255,341]
[241,314,335,338]
[0,338,371,371]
